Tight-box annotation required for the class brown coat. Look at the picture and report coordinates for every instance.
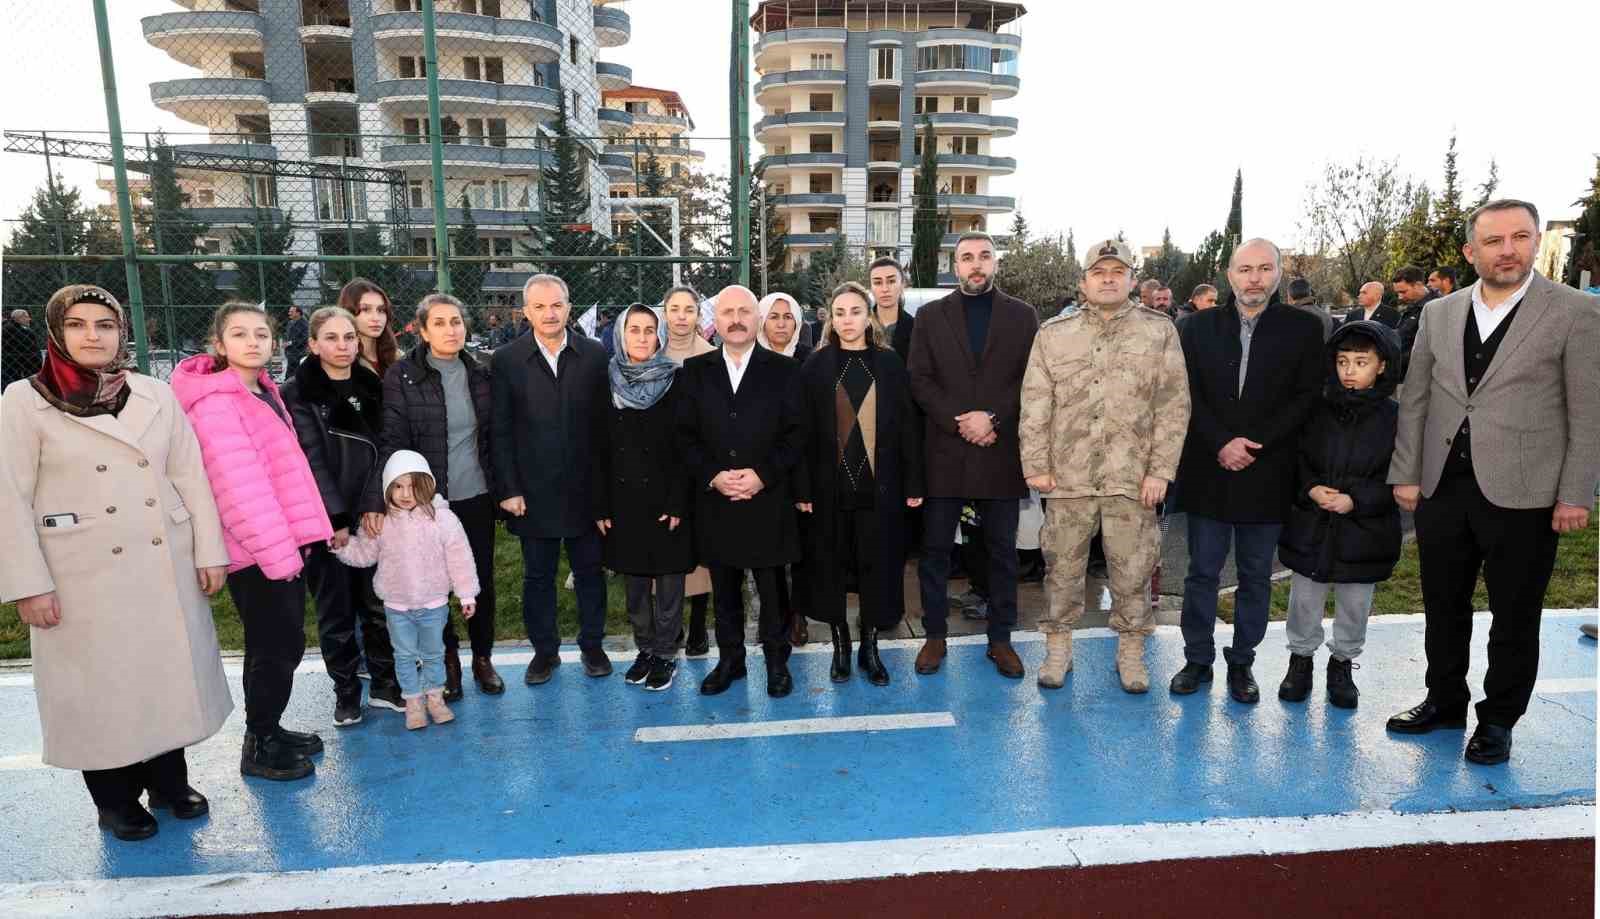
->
[907,288,1039,499]
[0,375,233,770]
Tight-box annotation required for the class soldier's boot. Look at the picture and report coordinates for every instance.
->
[1116,633,1150,694]
[1037,632,1073,690]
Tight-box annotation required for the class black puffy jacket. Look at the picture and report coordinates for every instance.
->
[281,358,383,532]
[365,343,494,513]
[1277,320,1404,584]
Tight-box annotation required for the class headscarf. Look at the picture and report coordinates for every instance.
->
[30,284,131,417]
[608,303,677,410]
[756,291,801,358]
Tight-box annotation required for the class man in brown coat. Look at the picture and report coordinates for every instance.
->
[908,232,1039,677]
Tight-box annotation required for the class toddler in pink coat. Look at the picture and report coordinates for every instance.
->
[336,451,479,729]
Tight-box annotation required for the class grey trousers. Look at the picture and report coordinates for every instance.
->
[626,573,685,659]
[1284,573,1375,660]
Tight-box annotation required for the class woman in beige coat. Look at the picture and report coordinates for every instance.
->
[0,285,233,842]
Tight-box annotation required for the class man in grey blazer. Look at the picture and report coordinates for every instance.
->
[1386,199,1600,765]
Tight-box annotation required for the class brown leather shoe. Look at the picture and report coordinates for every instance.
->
[789,613,809,647]
[987,641,1025,679]
[443,652,464,701]
[472,655,505,695]
[914,637,947,675]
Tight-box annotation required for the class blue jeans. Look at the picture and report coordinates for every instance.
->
[520,531,607,657]
[386,605,448,698]
[1180,514,1282,667]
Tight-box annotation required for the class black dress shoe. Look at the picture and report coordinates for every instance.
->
[1465,724,1513,765]
[766,655,794,698]
[700,656,747,695]
[443,652,464,702]
[524,652,560,685]
[1168,662,1213,695]
[97,803,158,841]
[1386,699,1468,734]
[857,628,890,686]
[147,786,209,820]
[274,726,324,755]
[1227,664,1259,704]
[829,622,852,683]
[581,647,613,677]
[1278,654,1313,702]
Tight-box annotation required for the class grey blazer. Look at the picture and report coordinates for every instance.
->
[1388,272,1600,509]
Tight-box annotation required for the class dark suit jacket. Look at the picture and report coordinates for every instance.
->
[1341,304,1402,329]
[675,345,803,569]
[1175,302,1326,523]
[490,332,610,538]
[907,288,1038,499]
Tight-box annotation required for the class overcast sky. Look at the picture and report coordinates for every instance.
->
[3,0,1596,256]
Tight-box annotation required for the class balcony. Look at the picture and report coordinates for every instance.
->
[379,142,554,170]
[935,153,1016,174]
[756,152,847,171]
[371,11,562,62]
[373,79,559,115]
[592,6,631,48]
[151,78,270,125]
[595,61,632,91]
[598,152,635,178]
[597,107,634,132]
[142,10,264,68]
[917,29,1023,51]
[627,111,694,130]
[603,142,706,162]
[400,207,539,228]
[187,206,285,227]
[913,70,1021,99]
[754,111,846,139]
[753,27,847,63]
[754,68,848,99]
[171,142,280,161]
[917,112,1018,137]
[771,193,846,208]
[937,193,1016,213]
[783,232,843,248]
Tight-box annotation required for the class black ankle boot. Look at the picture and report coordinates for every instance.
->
[857,627,889,686]
[1327,656,1359,709]
[1278,653,1313,702]
[273,726,324,756]
[685,600,710,657]
[764,642,793,698]
[147,785,209,820]
[699,653,746,695]
[829,622,852,683]
[241,732,314,781]
[97,802,158,841]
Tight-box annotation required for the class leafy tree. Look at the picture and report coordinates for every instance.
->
[232,209,309,306]
[996,232,1079,318]
[1297,156,1417,300]
[1172,230,1226,302]
[910,117,941,287]
[1141,227,1188,285]
[1,177,99,308]
[141,137,219,306]
[1215,168,1242,288]
[1565,156,1600,290]
[1009,210,1030,247]
[523,96,609,304]
[796,235,862,306]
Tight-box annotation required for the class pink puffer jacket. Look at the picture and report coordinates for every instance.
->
[170,355,332,579]
[334,495,479,611]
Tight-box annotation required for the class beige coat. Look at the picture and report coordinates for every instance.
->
[0,375,234,770]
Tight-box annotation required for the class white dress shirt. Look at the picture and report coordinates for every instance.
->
[722,344,754,394]
[537,331,568,377]
[1470,271,1535,340]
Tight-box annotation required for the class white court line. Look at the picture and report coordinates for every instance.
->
[1,804,1590,918]
[634,711,956,743]
[0,753,42,772]
[1533,678,1596,695]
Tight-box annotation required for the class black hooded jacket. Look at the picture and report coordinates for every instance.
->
[1277,320,1404,584]
[281,357,384,533]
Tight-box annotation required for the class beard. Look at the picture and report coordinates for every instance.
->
[1481,260,1532,288]
[960,273,993,295]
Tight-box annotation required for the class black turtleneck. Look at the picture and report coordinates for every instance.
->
[961,286,995,358]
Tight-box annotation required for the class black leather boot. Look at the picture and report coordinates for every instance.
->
[829,622,852,683]
[857,627,890,686]
[240,732,314,781]
[699,652,747,695]
[1326,656,1359,709]
[273,726,323,756]
[147,786,209,820]
[685,597,710,657]
[1227,663,1260,704]
[764,642,793,698]
[1278,654,1313,702]
[97,802,158,841]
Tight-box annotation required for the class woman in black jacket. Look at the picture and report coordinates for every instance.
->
[593,305,694,692]
[1276,320,1403,709]
[364,293,501,699]
[793,282,925,686]
[282,306,401,725]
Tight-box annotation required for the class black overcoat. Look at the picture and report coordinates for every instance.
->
[281,357,382,532]
[1174,300,1325,523]
[591,378,695,576]
[365,343,494,512]
[674,345,803,569]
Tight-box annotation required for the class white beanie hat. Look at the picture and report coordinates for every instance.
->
[382,449,435,497]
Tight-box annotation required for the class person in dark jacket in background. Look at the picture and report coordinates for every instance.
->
[2,309,42,389]
[1275,320,1402,710]
[282,306,309,376]
[1392,264,1437,381]
[1170,238,1325,704]
[1341,281,1402,329]
[593,304,692,693]
[366,293,502,700]
[283,306,400,725]
[494,274,614,686]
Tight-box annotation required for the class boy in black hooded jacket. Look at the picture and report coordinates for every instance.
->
[1276,320,1403,709]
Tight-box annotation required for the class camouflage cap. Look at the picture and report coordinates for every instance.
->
[1082,238,1134,272]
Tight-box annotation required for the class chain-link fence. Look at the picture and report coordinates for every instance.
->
[2,0,749,385]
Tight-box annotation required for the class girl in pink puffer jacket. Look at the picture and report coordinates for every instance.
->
[170,302,332,782]
[336,450,479,729]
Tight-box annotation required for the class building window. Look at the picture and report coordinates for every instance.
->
[569,35,579,65]
[874,47,898,81]
[230,52,265,80]
[466,118,485,144]
[672,162,683,178]
[808,133,833,154]
[201,237,222,255]
[398,55,427,79]
[411,236,430,256]
[808,173,832,194]
[492,236,513,269]
[917,44,989,73]
[487,118,507,147]
[440,116,461,143]
[462,56,502,82]
[869,210,898,245]
[914,96,939,114]
[408,180,425,208]
[402,117,427,143]
[490,179,510,209]
[808,52,834,70]
[811,213,840,233]
[807,93,833,112]
[394,0,415,10]
[623,100,647,114]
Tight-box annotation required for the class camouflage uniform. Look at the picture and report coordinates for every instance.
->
[1018,301,1190,637]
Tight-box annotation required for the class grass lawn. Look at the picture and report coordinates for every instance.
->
[1218,503,1598,622]
[1,526,635,660]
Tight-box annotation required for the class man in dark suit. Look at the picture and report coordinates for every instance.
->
[676,284,804,697]
[492,273,614,686]
[1342,281,1402,329]
[1387,199,1600,764]
[908,232,1039,678]
[1170,238,1325,703]
[2,309,42,389]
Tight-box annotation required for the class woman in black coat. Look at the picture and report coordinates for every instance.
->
[364,294,501,699]
[282,306,400,724]
[794,282,925,686]
[593,305,694,692]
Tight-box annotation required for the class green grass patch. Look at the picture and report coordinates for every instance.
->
[1218,503,1598,622]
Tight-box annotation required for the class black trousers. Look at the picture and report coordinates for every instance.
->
[710,565,789,661]
[918,497,1020,640]
[227,564,308,736]
[83,748,187,811]
[1416,473,1560,727]
[305,542,396,695]
[445,492,498,657]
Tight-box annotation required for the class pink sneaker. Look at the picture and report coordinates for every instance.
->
[404,696,426,730]
[425,689,454,725]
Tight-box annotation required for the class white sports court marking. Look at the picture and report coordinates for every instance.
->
[633,710,957,743]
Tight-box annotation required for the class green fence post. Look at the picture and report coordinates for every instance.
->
[420,0,452,294]
[730,0,751,287]
[92,0,148,372]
